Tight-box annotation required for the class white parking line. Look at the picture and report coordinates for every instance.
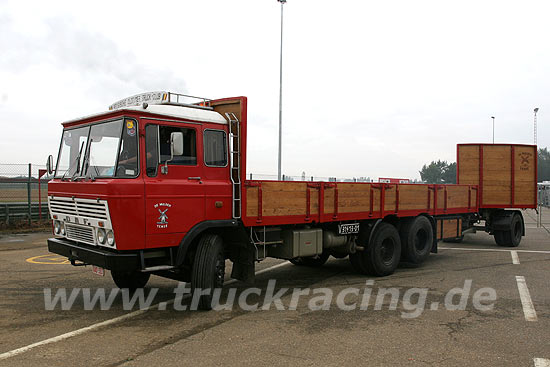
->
[511,250,520,264]
[440,247,550,254]
[534,358,550,367]
[0,261,289,361]
[516,276,537,322]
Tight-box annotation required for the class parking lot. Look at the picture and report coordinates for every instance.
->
[0,210,548,366]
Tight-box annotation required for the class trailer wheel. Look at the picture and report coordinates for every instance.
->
[111,271,150,290]
[364,222,402,276]
[191,234,225,310]
[289,252,329,267]
[400,216,433,264]
[494,213,522,247]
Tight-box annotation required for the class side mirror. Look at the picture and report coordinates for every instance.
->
[171,132,184,156]
[46,155,54,175]
[161,132,184,174]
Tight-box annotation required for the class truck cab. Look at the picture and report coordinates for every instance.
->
[47,92,247,291]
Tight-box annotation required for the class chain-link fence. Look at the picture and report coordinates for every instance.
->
[0,163,52,227]
[247,173,376,183]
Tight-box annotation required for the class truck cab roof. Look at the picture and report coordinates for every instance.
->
[63,104,228,126]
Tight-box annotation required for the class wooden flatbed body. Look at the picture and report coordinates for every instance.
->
[242,181,479,227]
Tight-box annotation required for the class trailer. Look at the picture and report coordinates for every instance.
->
[46,92,537,309]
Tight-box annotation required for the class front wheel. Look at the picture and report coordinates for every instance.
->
[111,270,150,291]
[191,234,225,310]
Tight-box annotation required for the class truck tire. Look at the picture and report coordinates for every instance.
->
[364,222,402,276]
[111,271,150,290]
[400,216,433,264]
[191,234,225,310]
[289,252,330,267]
[494,213,522,247]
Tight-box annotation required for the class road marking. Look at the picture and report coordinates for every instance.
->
[516,276,537,322]
[534,358,550,367]
[511,250,520,264]
[26,254,71,265]
[440,247,550,254]
[0,261,289,361]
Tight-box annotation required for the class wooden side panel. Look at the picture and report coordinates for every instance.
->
[483,145,512,206]
[324,187,335,214]
[245,182,319,218]
[337,184,371,213]
[446,185,469,209]
[399,185,430,210]
[458,145,480,185]
[514,145,537,206]
[246,186,259,217]
[384,185,397,212]
[437,218,462,239]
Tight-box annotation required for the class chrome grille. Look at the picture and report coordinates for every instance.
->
[65,224,95,245]
[49,197,108,220]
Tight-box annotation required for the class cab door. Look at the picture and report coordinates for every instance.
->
[143,120,205,248]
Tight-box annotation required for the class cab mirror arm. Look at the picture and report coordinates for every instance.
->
[161,132,184,175]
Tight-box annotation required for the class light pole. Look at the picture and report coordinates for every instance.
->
[534,107,539,145]
[491,116,495,143]
[277,0,286,181]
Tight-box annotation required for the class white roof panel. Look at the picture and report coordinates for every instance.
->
[63,104,227,125]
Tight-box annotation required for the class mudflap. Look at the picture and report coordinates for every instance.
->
[230,243,256,284]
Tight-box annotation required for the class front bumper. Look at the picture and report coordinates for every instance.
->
[48,237,140,272]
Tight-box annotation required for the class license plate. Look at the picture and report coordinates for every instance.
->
[338,223,360,235]
[92,266,105,276]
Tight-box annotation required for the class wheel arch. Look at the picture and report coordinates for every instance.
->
[175,220,241,267]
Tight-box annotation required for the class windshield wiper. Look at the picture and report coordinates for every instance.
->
[61,141,85,182]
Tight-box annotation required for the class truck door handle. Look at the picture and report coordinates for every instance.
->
[188,177,202,180]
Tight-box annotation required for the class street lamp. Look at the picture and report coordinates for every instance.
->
[491,116,495,144]
[534,107,539,145]
[277,0,286,181]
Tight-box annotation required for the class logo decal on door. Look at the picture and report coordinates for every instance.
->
[154,203,172,229]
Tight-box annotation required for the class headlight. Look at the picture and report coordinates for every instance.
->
[97,228,106,244]
[54,221,61,234]
[60,223,66,236]
[107,230,115,246]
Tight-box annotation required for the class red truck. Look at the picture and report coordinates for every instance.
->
[46,92,537,309]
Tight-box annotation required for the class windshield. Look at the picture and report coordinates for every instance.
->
[55,119,139,179]
[55,126,90,178]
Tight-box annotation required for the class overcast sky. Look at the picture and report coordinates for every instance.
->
[1,0,549,180]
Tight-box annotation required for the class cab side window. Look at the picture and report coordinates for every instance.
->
[159,126,197,165]
[145,125,159,177]
[204,130,227,167]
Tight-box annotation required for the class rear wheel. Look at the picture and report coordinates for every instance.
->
[400,216,434,264]
[350,222,401,276]
[494,213,522,247]
[191,234,225,310]
[111,270,150,291]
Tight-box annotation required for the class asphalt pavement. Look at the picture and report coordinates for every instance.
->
[0,209,548,366]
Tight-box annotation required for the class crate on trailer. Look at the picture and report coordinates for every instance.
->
[457,144,537,208]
